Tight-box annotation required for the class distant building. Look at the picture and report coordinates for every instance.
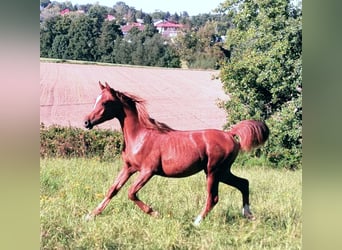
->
[60,8,70,15]
[154,20,184,38]
[106,14,115,21]
[136,18,144,24]
[121,22,145,36]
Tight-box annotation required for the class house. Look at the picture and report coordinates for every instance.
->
[154,20,184,38]
[121,22,145,36]
[60,8,70,15]
[60,8,84,16]
[106,14,115,21]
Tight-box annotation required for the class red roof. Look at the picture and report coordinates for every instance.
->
[155,21,183,28]
[106,14,115,21]
[121,23,145,33]
[60,9,70,15]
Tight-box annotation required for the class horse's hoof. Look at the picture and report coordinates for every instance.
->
[150,211,160,218]
[242,205,256,221]
[193,215,203,226]
[84,213,94,221]
[244,213,256,221]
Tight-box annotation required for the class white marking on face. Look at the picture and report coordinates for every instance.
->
[93,94,102,110]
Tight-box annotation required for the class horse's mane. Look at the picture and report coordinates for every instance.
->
[112,89,174,133]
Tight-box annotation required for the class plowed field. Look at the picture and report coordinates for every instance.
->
[40,62,228,131]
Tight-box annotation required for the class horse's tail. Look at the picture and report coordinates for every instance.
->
[229,120,269,152]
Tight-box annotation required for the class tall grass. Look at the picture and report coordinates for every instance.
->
[40,158,301,249]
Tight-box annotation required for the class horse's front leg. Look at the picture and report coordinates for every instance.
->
[86,166,135,220]
[128,170,158,217]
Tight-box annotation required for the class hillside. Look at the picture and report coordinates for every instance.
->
[40,62,228,131]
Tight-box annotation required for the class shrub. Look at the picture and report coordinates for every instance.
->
[219,0,302,169]
[40,123,123,161]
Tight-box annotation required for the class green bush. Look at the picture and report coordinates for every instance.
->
[219,0,302,169]
[40,123,123,161]
[188,54,219,69]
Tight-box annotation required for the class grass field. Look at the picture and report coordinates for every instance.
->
[40,158,302,249]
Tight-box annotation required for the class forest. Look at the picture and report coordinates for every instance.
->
[40,0,231,69]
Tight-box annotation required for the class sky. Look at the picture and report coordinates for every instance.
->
[67,0,224,16]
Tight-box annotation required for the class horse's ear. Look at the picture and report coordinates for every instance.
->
[99,81,105,90]
[105,82,111,90]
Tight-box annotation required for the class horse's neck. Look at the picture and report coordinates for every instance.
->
[119,108,144,143]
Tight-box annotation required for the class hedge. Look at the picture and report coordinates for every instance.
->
[40,123,123,161]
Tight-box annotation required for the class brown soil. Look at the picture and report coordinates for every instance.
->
[40,62,228,131]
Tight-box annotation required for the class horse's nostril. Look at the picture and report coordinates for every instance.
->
[84,120,90,127]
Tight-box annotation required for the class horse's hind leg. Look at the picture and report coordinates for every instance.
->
[194,174,219,226]
[128,170,158,216]
[86,166,134,220]
[219,170,255,220]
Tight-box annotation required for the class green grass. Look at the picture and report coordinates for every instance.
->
[40,158,302,249]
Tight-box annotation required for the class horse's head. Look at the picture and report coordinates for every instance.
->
[84,81,123,129]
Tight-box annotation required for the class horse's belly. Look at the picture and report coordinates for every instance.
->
[160,154,206,177]
[157,132,211,177]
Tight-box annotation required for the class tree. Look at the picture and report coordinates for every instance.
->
[55,1,75,11]
[113,37,134,65]
[40,16,58,57]
[173,31,200,65]
[161,45,181,68]
[169,12,180,23]
[96,20,123,62]
[173,21,227,69]
[47,15,73,59]
[113,1,130,21]
[219,0,302,168]
[67,15,98,61]
[143,14,153,25]
[88,3,108,26]
[143,23,158,37]
[40,0,51,8]
[50,35,69,59]
[143,35,174,67]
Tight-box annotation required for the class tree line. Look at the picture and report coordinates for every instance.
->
[40,1,231,69]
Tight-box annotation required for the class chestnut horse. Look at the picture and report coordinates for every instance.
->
[84,82,269,225]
